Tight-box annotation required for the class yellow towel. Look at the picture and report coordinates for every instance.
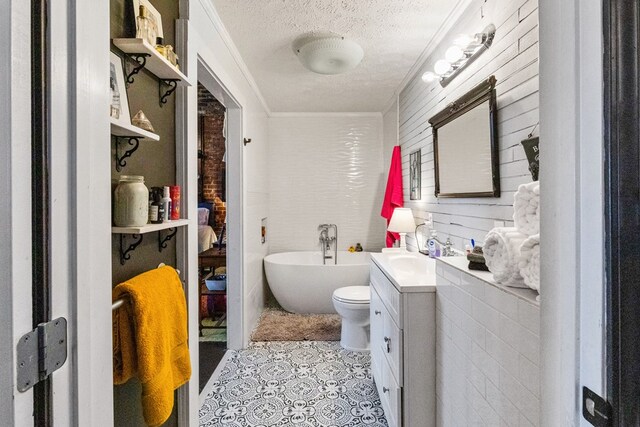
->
[112,266,191,427]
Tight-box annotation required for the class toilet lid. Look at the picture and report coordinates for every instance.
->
[333,286,370,304]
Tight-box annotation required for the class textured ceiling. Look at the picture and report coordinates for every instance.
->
[212,0,461,112]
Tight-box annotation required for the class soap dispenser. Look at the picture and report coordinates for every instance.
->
[427,230,441,258]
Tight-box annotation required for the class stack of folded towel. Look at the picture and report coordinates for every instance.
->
[467,246,489,271]
[483,181,540,292]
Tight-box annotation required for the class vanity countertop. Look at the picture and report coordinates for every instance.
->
[436,256,539,305]
[370,252,437,293]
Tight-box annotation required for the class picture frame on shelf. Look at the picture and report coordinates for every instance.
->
[133,0,163,40]
[410,149,421,200]
[109,52,131,126]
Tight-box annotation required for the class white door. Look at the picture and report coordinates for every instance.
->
[1,0,114,425]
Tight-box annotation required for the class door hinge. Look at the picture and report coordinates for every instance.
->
[583,386,612,427]
[16,317,67,392]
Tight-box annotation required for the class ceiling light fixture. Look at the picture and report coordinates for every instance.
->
[293,35,364,75]
[422,24,496,87]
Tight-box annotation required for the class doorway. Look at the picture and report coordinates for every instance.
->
[196,83,228,391]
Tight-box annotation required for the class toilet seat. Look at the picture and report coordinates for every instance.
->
[332,286,370,304]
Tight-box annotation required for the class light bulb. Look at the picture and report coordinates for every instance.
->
[453,33,474,48]
[434,59,452,76]
[421,71,437,83]
[445,46,464,63]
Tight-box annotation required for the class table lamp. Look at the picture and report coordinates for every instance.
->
[387,208,416,251]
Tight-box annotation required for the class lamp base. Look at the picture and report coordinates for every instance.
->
[398,233,407,250]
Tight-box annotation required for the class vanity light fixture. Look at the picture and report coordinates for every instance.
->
[422,24,496,88]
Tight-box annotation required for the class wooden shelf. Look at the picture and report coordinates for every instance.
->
[110,118,160,141]
[112,219,189,235]
[112,38,190,83]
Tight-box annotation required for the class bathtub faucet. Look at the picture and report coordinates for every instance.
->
[318,224,338,265]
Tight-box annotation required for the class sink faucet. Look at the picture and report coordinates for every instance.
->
[432,236,455,256]
[318,224,338,264]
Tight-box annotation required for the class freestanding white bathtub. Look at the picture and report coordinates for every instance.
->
[264,251,371,314]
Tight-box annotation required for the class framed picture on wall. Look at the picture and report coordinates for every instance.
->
[109,52,131,126]
[410,149,421,200]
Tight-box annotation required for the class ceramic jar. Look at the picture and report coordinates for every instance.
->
[114,175,149,227]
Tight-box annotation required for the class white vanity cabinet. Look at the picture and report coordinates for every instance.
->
[369,253,436,427]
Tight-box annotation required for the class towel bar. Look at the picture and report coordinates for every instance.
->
[112,265,181,311]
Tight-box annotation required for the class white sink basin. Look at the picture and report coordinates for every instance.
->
[386,253,436,282]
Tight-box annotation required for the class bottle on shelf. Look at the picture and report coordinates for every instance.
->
[155,37,167,58]
[161,186,172,222]
[170,185,181,220]
[148,187,162,224]
[136,5,156,46]
[151,187,165,223]
[166,45,178,67]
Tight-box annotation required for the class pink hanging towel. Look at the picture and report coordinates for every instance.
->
[381,146,404,247]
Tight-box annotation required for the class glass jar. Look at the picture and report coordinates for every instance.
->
[166,45,177,66]
[114,175,149,227]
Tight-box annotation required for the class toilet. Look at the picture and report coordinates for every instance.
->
[332,286,371,351]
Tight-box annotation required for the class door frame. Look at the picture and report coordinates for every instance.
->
[603,0,640,423]
[175,16,246,425]
[539,0,606,424]
[1,0,36,424]
[195,57,245,354]
[1,0,114,425]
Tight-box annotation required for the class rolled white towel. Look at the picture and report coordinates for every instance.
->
[519,234,540,292]
[513,181,540,235]
[483,227,528,287]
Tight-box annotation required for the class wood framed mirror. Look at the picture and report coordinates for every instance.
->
[429,75,500,198]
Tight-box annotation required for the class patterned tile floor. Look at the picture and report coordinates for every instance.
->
[199,341,388,426]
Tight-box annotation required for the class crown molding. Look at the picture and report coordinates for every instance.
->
[381,93,399,116]
[380,0,475,114]
[199,0,272,115]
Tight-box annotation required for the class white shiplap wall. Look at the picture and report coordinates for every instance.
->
[268,115,386,253]
[400,0,539,251]
[383,100,399,171]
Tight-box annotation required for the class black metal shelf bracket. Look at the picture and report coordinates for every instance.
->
[125,54,150,85]
[120,234,143,265]
[114,136,140,172]
[158,228,178,252]
[159,79,178,106]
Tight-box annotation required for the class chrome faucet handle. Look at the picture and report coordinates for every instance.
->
[444,238,453,256]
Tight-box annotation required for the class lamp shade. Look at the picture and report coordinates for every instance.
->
[387,208,416,233]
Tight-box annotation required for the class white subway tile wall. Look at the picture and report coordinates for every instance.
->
[400,0,539,251]
[436,263,540,426]
[268,116,386,253]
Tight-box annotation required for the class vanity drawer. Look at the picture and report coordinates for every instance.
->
[383,310,403,385]
[370,263,402,327]
[378,356,402,427]
[370,285,385,361]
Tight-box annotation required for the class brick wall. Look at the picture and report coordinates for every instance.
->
[198,83,226,236]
